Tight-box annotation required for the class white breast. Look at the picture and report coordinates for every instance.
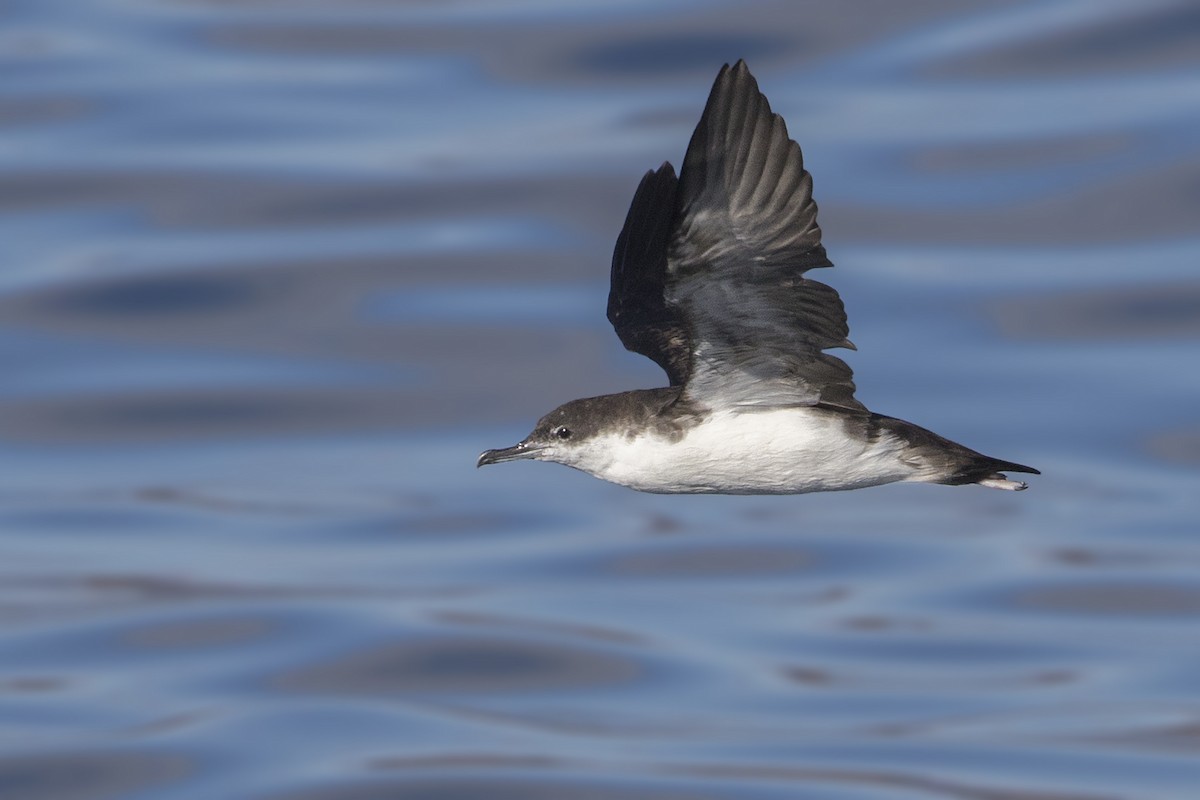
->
[580,407,912,494]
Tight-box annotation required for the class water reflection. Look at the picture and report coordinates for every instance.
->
[123,616,275,650]
[3,0,1200,798]
[0,752,190,800]
[991,283,1200,340]
[277,635,642,695]
[925,3,1200,77]
[1012,582,1200,617]
[264,778,712,800]
[1146,427,1200,465]
[607,544,813,578]
[571,33,789,74]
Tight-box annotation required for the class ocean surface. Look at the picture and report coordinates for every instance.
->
[3,1,1200,798]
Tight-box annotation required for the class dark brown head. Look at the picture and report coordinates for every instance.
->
[476,396,619,470]
[476,389,683,472]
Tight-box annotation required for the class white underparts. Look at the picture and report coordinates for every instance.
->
[559,407,915,495]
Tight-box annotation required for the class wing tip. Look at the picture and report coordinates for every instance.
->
[681,59,828,269]
[729,59,762,92]
[633,161,677,191]
[724,59,751,76]
[704,60,761,117]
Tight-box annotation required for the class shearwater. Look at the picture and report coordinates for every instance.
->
[477,61,1039,495]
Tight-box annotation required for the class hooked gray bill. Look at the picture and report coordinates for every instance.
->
[476,442,542,468]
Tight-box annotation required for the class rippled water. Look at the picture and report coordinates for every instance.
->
[3,1,1200,798]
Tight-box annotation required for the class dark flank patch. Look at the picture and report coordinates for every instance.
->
[867,413,1039,485]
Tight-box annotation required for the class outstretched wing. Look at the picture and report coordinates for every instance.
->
[669,60,861,410]
[607,60,862,412]
[607,162,690,386]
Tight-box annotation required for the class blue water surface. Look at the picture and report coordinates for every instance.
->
[2,1,1200,798]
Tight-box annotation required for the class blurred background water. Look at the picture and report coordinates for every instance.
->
[2,1,1200,798]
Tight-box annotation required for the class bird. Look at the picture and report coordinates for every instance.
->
[477,60,1039,495]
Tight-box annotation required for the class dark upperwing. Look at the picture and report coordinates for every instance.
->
[607,60,864,412]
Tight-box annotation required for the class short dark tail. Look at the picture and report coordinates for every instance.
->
[867,413,1039,491]
[943,456,1041,491]
[988,459,1040,476]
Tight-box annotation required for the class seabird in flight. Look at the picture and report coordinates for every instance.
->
[478,61,1038,494]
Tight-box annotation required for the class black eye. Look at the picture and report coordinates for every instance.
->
[554,426,572,440]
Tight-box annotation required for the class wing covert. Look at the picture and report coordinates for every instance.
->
[606,61,862,412]
[666,60,864,411]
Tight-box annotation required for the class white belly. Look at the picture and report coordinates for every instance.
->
[586,407,912,494]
